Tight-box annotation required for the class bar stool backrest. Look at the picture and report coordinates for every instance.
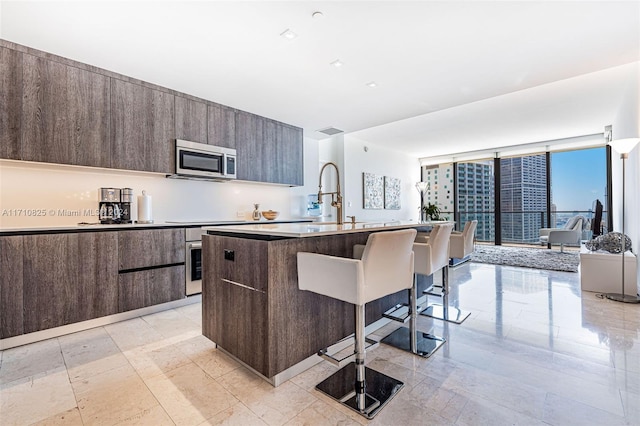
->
[425,223,454,273]
[360,229,417,303]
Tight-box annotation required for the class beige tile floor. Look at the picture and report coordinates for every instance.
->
[1,262,639,425]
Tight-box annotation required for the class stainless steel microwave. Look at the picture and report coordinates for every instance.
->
[173,139,236,180]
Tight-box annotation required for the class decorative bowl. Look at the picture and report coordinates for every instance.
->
[261,210,279,220]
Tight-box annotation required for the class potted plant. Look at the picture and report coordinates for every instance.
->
[423,203,442,220]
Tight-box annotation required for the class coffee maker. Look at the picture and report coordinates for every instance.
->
[119,188,133,224]
[99,188,121,224]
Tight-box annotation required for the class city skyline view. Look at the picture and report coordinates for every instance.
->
[551,147,606,212]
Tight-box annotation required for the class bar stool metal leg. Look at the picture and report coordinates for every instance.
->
[315,304,405,419]
[421,265,470,324]
[381,275,446,358]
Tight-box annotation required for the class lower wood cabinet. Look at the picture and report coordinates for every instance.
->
[22,232,119,334]
[118,265,184,312]
[0,236,24,338]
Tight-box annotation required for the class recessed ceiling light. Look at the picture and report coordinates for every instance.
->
[330,59,343,68]
[312,11,324,19]
[280,29,297,40]
[366,81,377,88]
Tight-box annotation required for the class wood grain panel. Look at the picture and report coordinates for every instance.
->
[118,228,184,270]
[23,232,118,333]
[235,111,264,182]
[277,123,304,186]
[207,103,236,148]
[21,54,111,167]
[0,47,22,160]
[118,265,184,312]
[0,236,24,338]
[111,79,174,173]
[202,231,414,378]
[175,96,207,144]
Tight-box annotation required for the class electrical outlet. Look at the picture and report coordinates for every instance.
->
[236,211,245,218]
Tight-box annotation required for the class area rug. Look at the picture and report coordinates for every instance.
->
[470,245,579,272]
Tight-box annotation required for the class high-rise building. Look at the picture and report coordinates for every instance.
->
[422,161,495,241]
[500,155,548,243]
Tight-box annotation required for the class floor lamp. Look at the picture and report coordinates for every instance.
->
[606,136,640,304]
[415,181,429,222]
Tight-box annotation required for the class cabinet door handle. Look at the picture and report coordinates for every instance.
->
[187,242,202,250]
[221,278,265,294]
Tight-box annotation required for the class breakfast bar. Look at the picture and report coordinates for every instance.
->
[201,221,433,385]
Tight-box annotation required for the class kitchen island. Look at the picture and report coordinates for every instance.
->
[201,220,437,385]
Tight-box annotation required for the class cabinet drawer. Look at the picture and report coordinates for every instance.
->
[118,229,185,270]
[118,265,185,312]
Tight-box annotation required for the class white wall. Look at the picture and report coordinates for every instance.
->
[0,136,321,228]
[611,61,640,292]
[342,135,421,222]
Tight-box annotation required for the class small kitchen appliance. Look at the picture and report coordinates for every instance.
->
[99,187,121,224]
[120,188,133,224]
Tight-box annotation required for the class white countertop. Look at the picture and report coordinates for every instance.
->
[203,220,447,238]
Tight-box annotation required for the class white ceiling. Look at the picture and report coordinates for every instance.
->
[1,1,639,158]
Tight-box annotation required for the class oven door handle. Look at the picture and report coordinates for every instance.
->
[187,242,202,250]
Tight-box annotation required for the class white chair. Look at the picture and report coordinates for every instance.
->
[380,223,453,357]
[420,221,475,324]
[540,215,584,252]
[297,229,416,419]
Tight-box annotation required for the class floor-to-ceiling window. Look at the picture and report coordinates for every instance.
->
[456,160,495,242]
[500,154,548,244]
[420,145,608,247]
[550,147,608,237]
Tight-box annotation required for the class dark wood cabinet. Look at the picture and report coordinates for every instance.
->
[111,79,174,173]
[117,228,185,312]
[118,228,184,271]
[277,123,304,186]
[0,47,22,160]
[202,236,267,374]
[235,112,303,185]
[0,236,24,338]
[235,111,265,182]
[22,232,118,333]
[21,54,111,167]
[175,96,207,144]
[207,103,236,148]
[118,265,184,312]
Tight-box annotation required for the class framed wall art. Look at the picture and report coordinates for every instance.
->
[384,176,401,209]
[363,172,384,209]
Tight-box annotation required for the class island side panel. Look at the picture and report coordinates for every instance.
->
[202,235,269,376]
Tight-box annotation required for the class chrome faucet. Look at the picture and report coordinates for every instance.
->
[318,162,343,225]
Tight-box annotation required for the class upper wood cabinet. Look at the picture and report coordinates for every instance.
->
[22,232,119,333]
[0,47,22,160]
[235,112,303,185]
[277,123,304,186]
[175,96,207,144]
[236,111,265,182]
[207,103,236,148]
[21,54,111,167]
[111,79,174,173]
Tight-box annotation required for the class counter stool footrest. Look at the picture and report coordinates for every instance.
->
[316,362,404,420]
[318,337,379,367]
[420,304,470,324]
[424,285,443,297]
[381,326,445,358]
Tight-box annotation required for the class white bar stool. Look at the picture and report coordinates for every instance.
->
[297,229,416,419]
[381,223,453,357]
[421,221,475,324]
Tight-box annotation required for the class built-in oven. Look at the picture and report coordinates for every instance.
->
[185,228,206,295]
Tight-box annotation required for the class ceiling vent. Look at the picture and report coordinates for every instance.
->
[317,127,344,136]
